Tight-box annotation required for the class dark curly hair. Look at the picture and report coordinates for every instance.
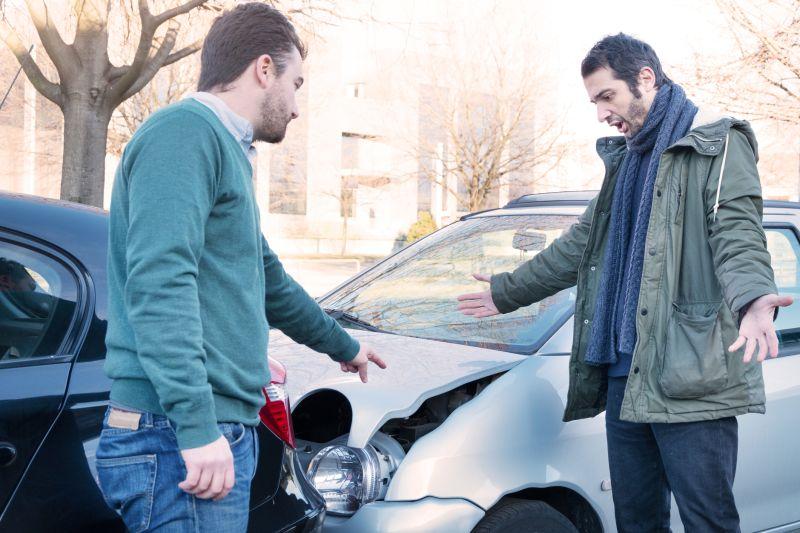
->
[581,33,671,98]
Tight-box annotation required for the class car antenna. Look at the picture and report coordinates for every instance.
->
[0,45,33,113]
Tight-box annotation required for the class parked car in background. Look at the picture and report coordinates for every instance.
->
[270,190,800,533]
[0,193,325,532]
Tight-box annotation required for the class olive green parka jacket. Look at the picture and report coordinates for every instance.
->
[491,113,777,423]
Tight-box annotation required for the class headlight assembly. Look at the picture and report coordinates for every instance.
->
[306,444,383,515]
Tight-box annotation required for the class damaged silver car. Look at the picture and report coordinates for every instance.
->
[269,191,800,533]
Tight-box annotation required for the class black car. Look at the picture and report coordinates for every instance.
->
[0,192,325,532]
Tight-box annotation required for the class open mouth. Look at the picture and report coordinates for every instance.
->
[609,119,628,135]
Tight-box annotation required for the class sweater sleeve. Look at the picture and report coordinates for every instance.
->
[123,115,222,449]
[262,235,360,362]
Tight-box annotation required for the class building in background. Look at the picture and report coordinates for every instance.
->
[1,0,799,260]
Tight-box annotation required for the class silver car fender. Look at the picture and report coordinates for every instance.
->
[383,343,613,527]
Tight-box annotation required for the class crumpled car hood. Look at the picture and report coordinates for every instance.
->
[268,329,526,448]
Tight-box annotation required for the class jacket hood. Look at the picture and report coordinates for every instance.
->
[595,107,758,162]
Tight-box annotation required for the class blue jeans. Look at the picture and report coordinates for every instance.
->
[95,407,258,533]
[605,377,740,533]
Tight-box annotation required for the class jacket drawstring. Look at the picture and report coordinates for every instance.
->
[713,132,730,222]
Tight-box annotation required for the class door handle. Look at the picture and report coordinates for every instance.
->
[0,442,17,467]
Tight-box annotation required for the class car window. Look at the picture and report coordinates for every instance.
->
[766,227,800,356]
[0,239,78,361]
[320,215,579,354]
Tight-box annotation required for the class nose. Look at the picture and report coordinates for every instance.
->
[596,105,611,123]
[291,100,299,120]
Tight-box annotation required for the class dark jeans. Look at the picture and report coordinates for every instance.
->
[605,377,740,533]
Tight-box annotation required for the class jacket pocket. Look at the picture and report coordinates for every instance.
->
[96,454,157,533]
[660,302,728,399]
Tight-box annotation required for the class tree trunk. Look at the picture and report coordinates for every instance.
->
[60,99,111,207]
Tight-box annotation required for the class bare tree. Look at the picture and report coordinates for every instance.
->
[319,184,354,256]
[693,0,800,125]
[0,0,211,206]
[108,40,201,155]
[412,64,566,213]
[404,12,567,215]
[107,0,360,161]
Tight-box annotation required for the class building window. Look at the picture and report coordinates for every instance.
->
[345,83,366,98]
[341,176,357,218]
[417,173,432,213]
[457,178,469,212]
[341,134,360,170]
[269,149,306,215]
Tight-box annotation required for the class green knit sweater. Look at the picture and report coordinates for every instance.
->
[104,99,359,449]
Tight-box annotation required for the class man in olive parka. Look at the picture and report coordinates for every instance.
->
[458,34,792,531]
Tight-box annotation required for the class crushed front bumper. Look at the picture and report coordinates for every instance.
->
[321,497,484,533]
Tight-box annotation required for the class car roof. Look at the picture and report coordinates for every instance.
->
[463,190,800,218]
[0,192,108,271]
[504,190,599,208]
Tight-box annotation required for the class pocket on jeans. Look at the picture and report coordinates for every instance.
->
[96,454,157,533]
[220,422,247,448]
[660,301,728,399]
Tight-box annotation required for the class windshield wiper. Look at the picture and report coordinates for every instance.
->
[323,308,390,334]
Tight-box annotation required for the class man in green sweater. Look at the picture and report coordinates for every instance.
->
[96,4,386,531]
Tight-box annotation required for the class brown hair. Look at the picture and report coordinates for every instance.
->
[198,3,307,92]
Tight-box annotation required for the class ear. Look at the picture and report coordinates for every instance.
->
[638,67,657,93]
[255,54,276,89]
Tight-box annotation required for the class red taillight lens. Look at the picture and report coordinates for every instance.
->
[268,357,286,385]
[259,357,296,448]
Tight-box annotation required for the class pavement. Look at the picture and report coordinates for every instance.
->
[281,258,376,298]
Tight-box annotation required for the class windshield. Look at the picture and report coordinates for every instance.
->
[320,214,580,354]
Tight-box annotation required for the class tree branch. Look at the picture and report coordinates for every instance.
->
[119,25,178,102]
[109,0,154,100]
[23,0,76,75]
[107,64,129,82]
[0,20,61,106]
[162,38,201,67]
[154,0,208,26]
[110,0,206,102]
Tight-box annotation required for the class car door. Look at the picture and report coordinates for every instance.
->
[736,224,800,533]
[0,232,86,521]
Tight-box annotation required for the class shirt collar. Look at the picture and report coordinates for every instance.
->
[185,91,256,162]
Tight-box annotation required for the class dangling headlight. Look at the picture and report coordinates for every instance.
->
[306,445,382,516]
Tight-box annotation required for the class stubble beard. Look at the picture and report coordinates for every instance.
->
[625,97,647,138]
[253,92,290,144]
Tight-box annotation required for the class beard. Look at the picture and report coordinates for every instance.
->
[253,92,291,144]
[624,97,647,138]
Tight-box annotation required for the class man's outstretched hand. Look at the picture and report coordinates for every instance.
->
[339,343,387,383]
[456,273,500,318]
[729,293,793,363]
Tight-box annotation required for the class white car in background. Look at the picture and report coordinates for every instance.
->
[270,191,800,533]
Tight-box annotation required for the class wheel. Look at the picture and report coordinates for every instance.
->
[472,498,579,533]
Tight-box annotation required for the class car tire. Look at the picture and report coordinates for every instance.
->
[472,498,578,533]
